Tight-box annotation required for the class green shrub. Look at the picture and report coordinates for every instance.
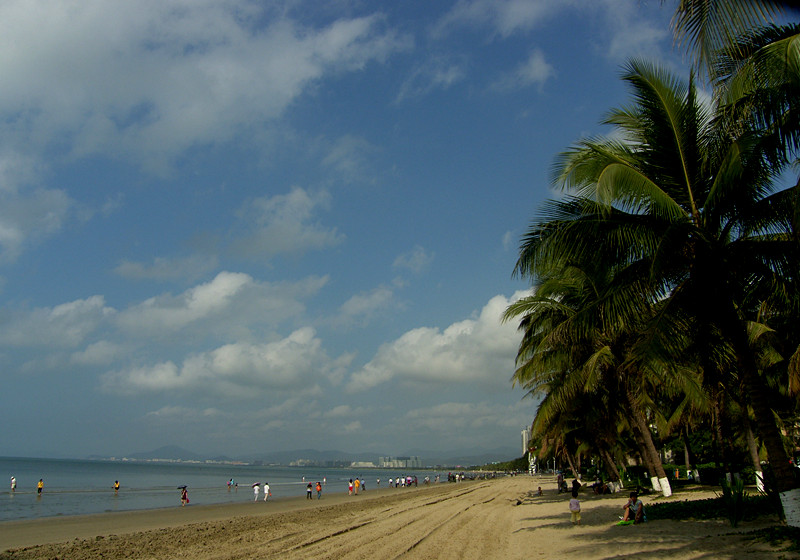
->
[719,477,748,527]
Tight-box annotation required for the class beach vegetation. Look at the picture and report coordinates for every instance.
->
[506,1,800,523]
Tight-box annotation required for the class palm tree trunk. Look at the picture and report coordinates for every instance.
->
[564,450,579,481]
[681,429,699,481]
[711,385,733,482]
[724,318,799,526]
[745,418,765,492]
[624,385,672,497]
[599,448,623,490]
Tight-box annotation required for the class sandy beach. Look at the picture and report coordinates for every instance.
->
[0,476,795,559]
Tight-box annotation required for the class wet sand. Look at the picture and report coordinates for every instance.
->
[0,476,795,559]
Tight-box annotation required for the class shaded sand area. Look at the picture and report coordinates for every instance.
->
[1,476,796,559]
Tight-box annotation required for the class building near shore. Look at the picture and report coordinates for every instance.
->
[350,461,377,468]
[379,456,423,469]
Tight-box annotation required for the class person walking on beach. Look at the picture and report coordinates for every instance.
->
[10,476,16,492]
[253,482,261,501]
[348,479,354,495]
[569,490,581,525]
[180,486,189,506]
[354,477,360,495]
[263,482,270,501]
[37,479,43,495]
[306,482,313,499]
[316,481,322,499]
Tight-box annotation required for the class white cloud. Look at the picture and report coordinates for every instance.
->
[113,255,220,282]
[231,186,344,260]
[434,0,670,66]
[70,340,122,366]
[602,0,670,61]
[406,400,528,430]
[323,404,370,419]
[0,295,115,348]
[492,49,554,92]
[0,1,409,172]
[347,293,524,391]
[433,0,563,39]
[0,152,75,262]
[321,134,379,183]
[393,245,434,274]
[502,230,515,252]
[396,55,466,102]
[102,327,334,398]
[115,271,327,337]
[338,286,396,326]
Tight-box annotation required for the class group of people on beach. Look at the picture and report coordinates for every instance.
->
[252,481,271,501]
[9,476,44,495]
[556,481,645,526]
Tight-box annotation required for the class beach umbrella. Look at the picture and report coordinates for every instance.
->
[251,482,260,487]
[177,485,187,489]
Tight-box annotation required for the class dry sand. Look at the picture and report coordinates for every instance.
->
[0,476,796,559]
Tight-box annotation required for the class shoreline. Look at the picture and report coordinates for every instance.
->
[0,484,400,550]
[1,477,795,560]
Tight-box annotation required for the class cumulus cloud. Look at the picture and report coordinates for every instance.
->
[393,245,434,274]
[70,340,123,367]
[0,151,75,262]
[0,1,409,172]
[337,286,396,326]
[115,271,327,337]
[0,295,115,348]
[114,255,220,282]
[230,186,344,260]
[102,327,334,398]
[347,292,525,391]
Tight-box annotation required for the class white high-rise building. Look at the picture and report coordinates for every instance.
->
[521,427,531,456]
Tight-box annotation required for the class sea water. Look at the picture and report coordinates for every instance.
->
[0,457,429,522]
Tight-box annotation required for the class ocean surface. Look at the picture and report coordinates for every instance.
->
[0,457,440,522]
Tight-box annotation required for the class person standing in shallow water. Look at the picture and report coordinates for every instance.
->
[37,479,43,495]
[10,476,16,492]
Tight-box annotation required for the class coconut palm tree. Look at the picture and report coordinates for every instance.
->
[506,245,680,495]
[513,58,798,498]
[670,0,790,77]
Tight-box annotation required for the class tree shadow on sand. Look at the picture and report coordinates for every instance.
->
[512,497,793,559]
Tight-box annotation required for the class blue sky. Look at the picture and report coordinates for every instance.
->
[0,0,684,460]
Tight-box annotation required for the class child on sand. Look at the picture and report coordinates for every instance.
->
[569,490,581,525]
[622,492,645,524]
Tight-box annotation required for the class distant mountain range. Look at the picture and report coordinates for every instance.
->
[107,445,521,468]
